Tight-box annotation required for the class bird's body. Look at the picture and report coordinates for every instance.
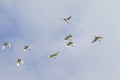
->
[2,42,11,49]
[17,58,23,67]
[23,45,30,52]
[48,52,60,59]
[66,41,74,47]
[92,36,103,43]
[64,35,73,41]
[63,15,72,23]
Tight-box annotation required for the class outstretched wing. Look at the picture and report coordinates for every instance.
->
[48,52,59,58]
[66,16,72,20]
[92,36,102,43]
[92,38,98,43]
[63,19,69,23]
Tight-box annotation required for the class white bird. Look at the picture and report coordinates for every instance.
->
[92,36,103,43]
[66,41,74,47]
[48,52,60,59]
[23,45,30,52]
[2,42,11,49]
[63,15,72,23]
[17,58,24,67]
[64,35,73,41]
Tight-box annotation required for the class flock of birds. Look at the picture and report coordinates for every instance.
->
[1,43,30,67]
[48,16,103,58]
[1,15,103,67]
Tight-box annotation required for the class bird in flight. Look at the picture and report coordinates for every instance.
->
[92,36,103,43]
[48,52,60,59]
[64,34,73,41]
[2,42,11,49]
[23,45,30,52]
[17,58,24,67]
[66,41,74,47]
[63,15,72,23]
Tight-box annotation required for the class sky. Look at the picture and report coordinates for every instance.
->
[0,0,120,80]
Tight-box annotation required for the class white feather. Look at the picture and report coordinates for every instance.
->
[2,46,5,49]
[17,63,20,67]
[8,44,11,47]
[23,49,26,52]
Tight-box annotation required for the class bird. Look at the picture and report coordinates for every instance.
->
[63,15,72,23]
[48,52,60,59]
[2,42,11,49]
[17,58,24,67]
[92,36,103,43]
[64,35,73,41]
[23,45,30,52]
[66,15,72,20]
[66,41,74,47]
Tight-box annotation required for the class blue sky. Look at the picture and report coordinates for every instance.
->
[0,0,120,80]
